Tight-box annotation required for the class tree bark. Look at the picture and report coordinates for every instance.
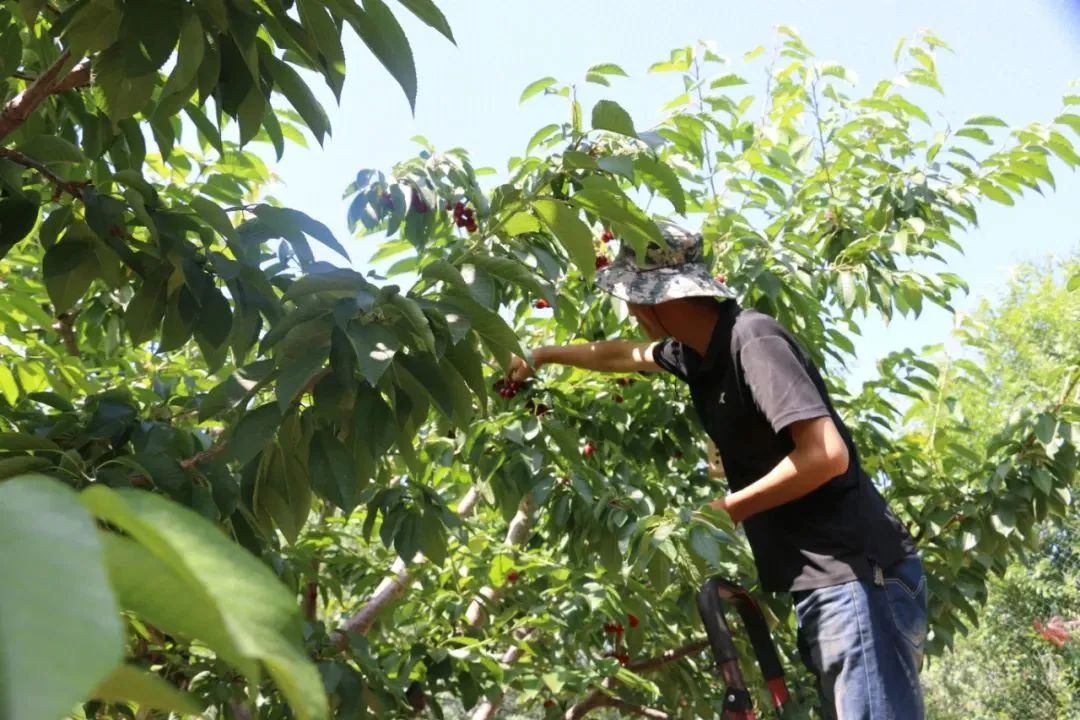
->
[465,493,535,627]
[331,487,481,646]
[0,53,91,142]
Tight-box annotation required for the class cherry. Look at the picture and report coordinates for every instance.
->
[466,218,479,233]
[613,395,624,403]
[534,298,551,309]
[616,377,632,386]
[506,570,520,584]
[674,451,684,459]
[543,700,555,709]
[595,255,610,270]
[614,622,624,635]
[715,274,727,284]
[617,653,630,666]
[454,200,466,216]
[601,229,615,243]
[583,443,595,457]
[603,624,617,634]
[627,613,639,628]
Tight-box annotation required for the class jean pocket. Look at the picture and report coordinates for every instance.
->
[883,556,928,653]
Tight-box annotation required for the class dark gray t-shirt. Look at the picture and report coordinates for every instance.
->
[654,300,916,592]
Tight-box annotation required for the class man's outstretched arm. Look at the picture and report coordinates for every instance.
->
[508,341,662,381]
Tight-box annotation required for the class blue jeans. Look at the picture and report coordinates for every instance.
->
[792,554,928,720]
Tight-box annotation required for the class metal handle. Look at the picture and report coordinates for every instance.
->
[696,577,790,718]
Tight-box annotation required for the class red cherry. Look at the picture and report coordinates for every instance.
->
[595,255,610,270]
[616,377,632,386]
[613,395,624,403]
[583,443,595,457]
[674,451,684,459]
[601,229,614,243]
[617,653,630,666]
[627,613,639,628]
[715,274,727,284]
[534,298,551,309]
[506,570,519,584]
[543,700,555,708]
[466,219,479,233]
[454,200,466,214]
[603,624,617,634]
[614,623,624,635]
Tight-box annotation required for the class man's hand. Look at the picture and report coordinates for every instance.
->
[507,353,536,382]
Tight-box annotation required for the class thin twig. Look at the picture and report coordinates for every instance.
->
[0,147,88,200]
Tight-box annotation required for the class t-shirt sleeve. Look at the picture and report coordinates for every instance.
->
[651,338,691,383]
[739,335,830,433]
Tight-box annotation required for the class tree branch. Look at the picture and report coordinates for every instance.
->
[330,487,482,647]
[179,443,228,470]
[563,640,710,720]
[51,312,79,357]
[606,698,671,719]
[0,52,90,142]
[0,147,88,201]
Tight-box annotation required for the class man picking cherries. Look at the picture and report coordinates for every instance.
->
[508,222,929,719]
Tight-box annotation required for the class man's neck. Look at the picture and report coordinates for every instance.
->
[671,300,725,356]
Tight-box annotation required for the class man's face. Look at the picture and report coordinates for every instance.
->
[627,302,669,340]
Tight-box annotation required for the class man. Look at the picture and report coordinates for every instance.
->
[509,222,929,719]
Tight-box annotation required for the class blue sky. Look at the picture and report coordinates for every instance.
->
[267,0,1080,384]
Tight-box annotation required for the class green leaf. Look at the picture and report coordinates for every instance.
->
[226,403,283,466]
[382,293,435,353]
[93,664,204,716]
[0,476,123,720]
[82,487,328,720]
[954,127,993,145]
[502,211,542,236]
[1067,272,1080,292]
[591,99,637,137]
[159,7,204,107]
[348,0,417,111]
[440,290,523,369]
[63,0,122,54]
[275,344,328,410]
[520,76,557,104]
[190,196,237,244]
[125,276,169,344]
[964,115,1008,127]
[978,181,1014,206]
[587,63,628,77]
[100,533,255,676]
[15,134,86,164]
[633,156,687,214]
[567,184,662,258]
[284,268,375,302]
[394,0,455,42]
[0,366,17,405]
[688,525,723,566]
[532,199,596,281]
[267,55,331,144]
[710,73,748,88]
[345,320,400,384]
[0,432,60,452]
[94,45,157,121]
[0,456,53,479]
[43,239,100,313]
[308,428,359,511]
[396,353,473,426]
[1054,113,1080,139]
[461,253,555,303]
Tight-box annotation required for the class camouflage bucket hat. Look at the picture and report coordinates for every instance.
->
[594,221,736,305]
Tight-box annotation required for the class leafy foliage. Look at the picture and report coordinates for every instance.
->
[0,11,1077,719]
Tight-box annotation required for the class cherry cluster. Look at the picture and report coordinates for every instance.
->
[493,377,524,399]
[450,200,478,233]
